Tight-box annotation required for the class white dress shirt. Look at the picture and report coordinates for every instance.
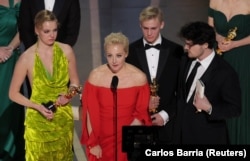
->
[44,0,55,11]
[186,51,215,102]
[143,35,169,125]
[143,36,161,82]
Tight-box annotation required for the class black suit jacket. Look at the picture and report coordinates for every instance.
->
[175,53,241,144]
[19,0,81,48]
[126,36,184,144]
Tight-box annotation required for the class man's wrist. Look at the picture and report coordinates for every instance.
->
[206,106,212,115]
[158,110,169,125]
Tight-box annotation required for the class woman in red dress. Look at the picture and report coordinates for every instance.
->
[81,32,152,161]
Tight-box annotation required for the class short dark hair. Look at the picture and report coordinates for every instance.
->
[179,21,216,49]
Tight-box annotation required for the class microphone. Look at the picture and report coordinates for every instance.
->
[111,75,119,90]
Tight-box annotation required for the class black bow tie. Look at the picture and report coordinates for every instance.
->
[145,43,161,50]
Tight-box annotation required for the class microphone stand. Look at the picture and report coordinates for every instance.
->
[111,75,118,161]
[113,87,118,161]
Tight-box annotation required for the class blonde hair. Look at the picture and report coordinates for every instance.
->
[34,10,59,29]
[139,6,164,22]
[104,32,129,53]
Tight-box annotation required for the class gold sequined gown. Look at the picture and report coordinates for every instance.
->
[25,42,74,161]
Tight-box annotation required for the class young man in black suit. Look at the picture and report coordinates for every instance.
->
[126,6,184,144]
[19,0,81,48]
[176,21,241,144]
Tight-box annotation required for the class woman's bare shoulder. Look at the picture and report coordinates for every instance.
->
[57,42,71,50]
[56,42,73,56]
[19,45,36,63]
[126,63,147,85]
[247,1,250,13]
[209,0,222,9]
[14,45,36,74]
[88,64,109,85]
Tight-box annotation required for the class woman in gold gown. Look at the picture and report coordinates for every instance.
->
[9,10,80,160]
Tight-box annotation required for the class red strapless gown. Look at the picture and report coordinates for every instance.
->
[81,81,152,161]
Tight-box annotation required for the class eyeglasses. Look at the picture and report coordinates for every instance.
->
[184,42,196,49]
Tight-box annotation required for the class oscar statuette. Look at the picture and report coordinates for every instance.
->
[149,78,159,115]
[216,27,237,55]
[42,85,82,113]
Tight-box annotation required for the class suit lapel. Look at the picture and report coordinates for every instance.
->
[53,0,65,16]
[36,0,45,10]
[136,46,152,82]
[183,59,193,100]
[187,55,218,103]
[156,47,169,81]
[200,55,218,86]
[155,37,170,82]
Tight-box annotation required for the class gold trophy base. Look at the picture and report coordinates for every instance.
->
[149,108,158,115]
[216,48,223,55]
